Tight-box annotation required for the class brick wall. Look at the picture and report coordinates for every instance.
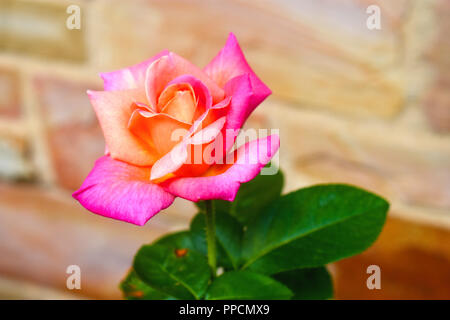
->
[0,0,448,299]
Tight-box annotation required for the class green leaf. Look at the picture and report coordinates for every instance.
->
[273,267,333,300]
[196,167,284,225]
[154,231,196,250]
[242,184,389,275]
[133,243,210,300]
[190,211,243,269]
[205,271,293,300]
[120,269,174,300]
[228,168,284,225]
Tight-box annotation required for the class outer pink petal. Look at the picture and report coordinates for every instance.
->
[160,134,280,202]
[73,156,175,226]
[204,33,271,107]
[218,74,254,153]
[224,74,253,130]
[100,50,169,91]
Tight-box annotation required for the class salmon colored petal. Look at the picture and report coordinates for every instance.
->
[73,156,175,226]
[88,89,159,166]
[150,116,227,181]
[150,142,189,182]
[189,116,227,145]
[100,50,169,91]
[173,143,212,178]
[201,98,231,132]
[165,75,213,120]
[182,97,229,140]
[204,33,271,107]
[145,53,224,109]
[160,134,280,202]
[180,116,228,176]
[158,82,196,112]
[168,99,230,178]
[128,109,191,156]
[161,90,197,123]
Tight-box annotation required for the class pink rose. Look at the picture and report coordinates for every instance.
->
[73,33,279,225]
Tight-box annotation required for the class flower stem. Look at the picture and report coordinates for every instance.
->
[204,200,216,277]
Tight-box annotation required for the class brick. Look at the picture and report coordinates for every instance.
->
[427,34,450,70]
[0,133,33,181]
[423,77,450,133]
[0,67,21,119]
[423,0,450,133]
[90,0,406,118]
[333,216,450,299]
[0,183,194,299]
[0,0,85,62]
[33,76,104,190]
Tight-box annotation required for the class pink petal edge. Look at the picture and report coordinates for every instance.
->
[73,156,175,226]
[204,32,272,106]
[160,134,280,202]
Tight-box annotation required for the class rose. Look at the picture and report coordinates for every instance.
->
[73,33,280,226]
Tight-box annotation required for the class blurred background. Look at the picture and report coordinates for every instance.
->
[0,0,449,299]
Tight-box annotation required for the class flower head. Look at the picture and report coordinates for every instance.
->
[73,33,279,225]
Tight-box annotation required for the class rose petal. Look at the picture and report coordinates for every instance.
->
[158,82,196,112]
[150,116,227,180]
[205,33,272,155]
[166,75,213,119]
[179,97,230,143]
[87,89,159,166]
[147,98,229,180]
[161,90,197,123]
[160,134,280,201]
[150,142,189,181]
[214,74,255,155]
[128,109,191,156]
[100,50,169,91]
[204,32,271,107]
[145,53,224,109]
[73,156,175,226]
[189,116,227,145]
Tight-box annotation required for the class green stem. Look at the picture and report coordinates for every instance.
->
[204,200,217,277]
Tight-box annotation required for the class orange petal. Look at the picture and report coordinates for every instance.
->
[150,116,227,180]
[145,53,224,109]
[87,89,158,166]
[128,110,191,156]
[158,83,195,111]
[161,90,197,123]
